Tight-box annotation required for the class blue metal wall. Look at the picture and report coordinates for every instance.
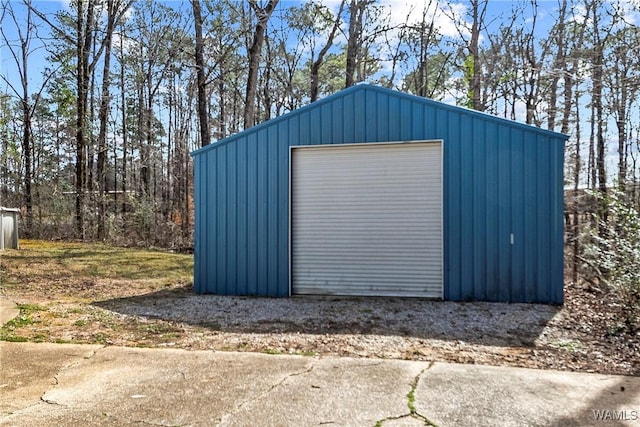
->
[192,84,567,303]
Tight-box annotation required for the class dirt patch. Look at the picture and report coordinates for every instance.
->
[1,240,638,375]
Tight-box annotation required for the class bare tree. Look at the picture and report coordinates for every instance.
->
[345,0,374,88]
[605,25,640,189]
[467,0,487,111]
[0,0,58,236]
[192,0,210,147]
[97,0,133,239]
[244,0,278,129]
[400,0,453,99]
[311,0,345,101]
[444,0,489,110]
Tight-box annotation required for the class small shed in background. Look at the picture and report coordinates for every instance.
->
[0,207,20,250]
[191,84,568,304]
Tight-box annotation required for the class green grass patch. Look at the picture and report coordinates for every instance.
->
[16,303,47,313]
[551,339,583,352]
[160,332,180,340]
[0,304,46,331]
[92,333,109,344]
[138,322,180,334]
[407,387,417,414]
[3,239,193,286]
[0,334,29,342]
[4,314,37,328]
[32,334,47,343]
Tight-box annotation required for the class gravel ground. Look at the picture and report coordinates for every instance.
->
[1,240,637,376]
[91,284,639,376]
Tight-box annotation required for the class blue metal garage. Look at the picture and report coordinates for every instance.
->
[191,84,567,304]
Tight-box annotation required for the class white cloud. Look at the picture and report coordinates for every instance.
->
[380,0,468,39]
[617,0,640,24]
[323,0,468,40]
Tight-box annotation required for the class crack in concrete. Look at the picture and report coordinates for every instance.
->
[217,360,317,425]
[408,362,439,426]
[38,345,107,408]
[374,361,438,427]
[350,361,386,368]
[267,363,315,393]
[40,396,67,407]
[132,419,187,427]
[92,412,182,427]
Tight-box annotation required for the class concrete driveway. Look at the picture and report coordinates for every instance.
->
[2,298,640,426]
[1,341,639,427]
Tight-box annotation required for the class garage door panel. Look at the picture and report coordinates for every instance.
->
[291,141,443,298]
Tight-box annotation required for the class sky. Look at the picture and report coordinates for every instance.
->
[2,0,637,185]
[0,0,564,89]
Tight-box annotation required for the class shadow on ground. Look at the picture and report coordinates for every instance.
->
[552,375,640,426]
[93,285,561,348]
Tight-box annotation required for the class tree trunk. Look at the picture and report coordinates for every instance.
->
[22,100,33,236]
[244,0,278,129]
[97,0,119,240]
[120,30,128,215]
[311,0,344,101]
[192,0,210,147]
[75,0,96,238]
[20,33,33,237]
[469,0,486,111]
[572,93,583,285]
[345,0,366,88]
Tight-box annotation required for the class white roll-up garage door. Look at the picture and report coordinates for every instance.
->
[290,141,442,297]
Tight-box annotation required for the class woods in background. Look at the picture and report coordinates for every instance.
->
[1,1,639,285]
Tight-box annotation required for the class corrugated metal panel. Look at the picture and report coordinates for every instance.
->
[192,84,567,303]
[291,142,442,297]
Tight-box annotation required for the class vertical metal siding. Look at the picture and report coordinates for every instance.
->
[523,133,537,302]
[510,128,525,301]
[236,139,248,294]
[460,112,475,297]
[497,124,511,301]
[536,135,552,301]
[471,116,486,301]
[192,84,566,303]
[552,134,566,303]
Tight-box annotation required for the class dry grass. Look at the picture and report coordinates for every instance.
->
[0,240,192,344]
